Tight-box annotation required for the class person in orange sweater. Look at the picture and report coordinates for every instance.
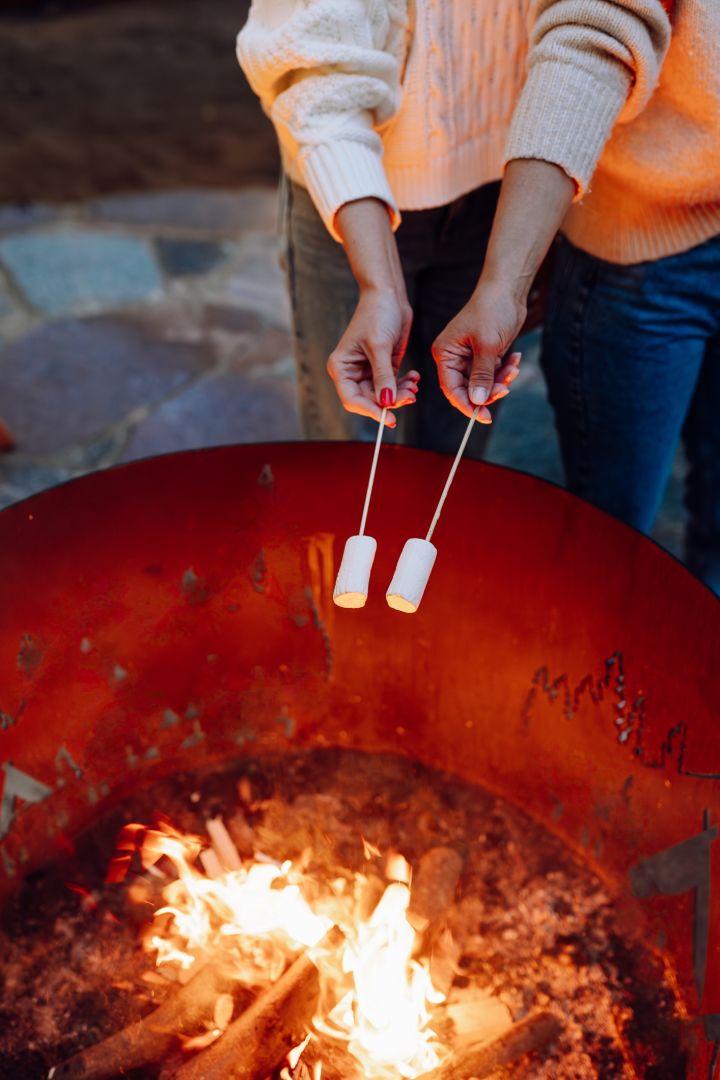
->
[432,0,720,592]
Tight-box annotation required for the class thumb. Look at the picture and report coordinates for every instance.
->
[366,342,398,407]
[468,345,497,407]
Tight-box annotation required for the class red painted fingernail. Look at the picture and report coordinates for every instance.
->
[380,388,394,407]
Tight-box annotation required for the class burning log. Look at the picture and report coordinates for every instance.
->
[288,1039,363,1080]
[291,855,468,1080]
[176,927,343,1080]
[408,845,464,935]
[418,1010,562,1080]
[52,964,240,1080]
[407,845,464,994]
[206,816,243,872]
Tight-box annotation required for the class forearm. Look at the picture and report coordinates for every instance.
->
[479,159,575,304]
[335,198,407,299]
[329,198,416,419]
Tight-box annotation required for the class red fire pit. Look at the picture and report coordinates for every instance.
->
[0,443,718,1076]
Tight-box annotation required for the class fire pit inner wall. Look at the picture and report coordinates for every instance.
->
[0,444,718,1076]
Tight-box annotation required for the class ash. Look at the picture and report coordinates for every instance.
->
[0,750,687,1079]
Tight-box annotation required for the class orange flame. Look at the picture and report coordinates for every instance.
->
[131,821,447,1076]
[315,870,444,1077]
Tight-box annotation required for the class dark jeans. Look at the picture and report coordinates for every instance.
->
[542,233,720,594]
[281,176,501,458]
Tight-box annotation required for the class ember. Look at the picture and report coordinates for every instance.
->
[0,750,688,1078]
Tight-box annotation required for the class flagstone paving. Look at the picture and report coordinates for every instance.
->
[0,186,687,572]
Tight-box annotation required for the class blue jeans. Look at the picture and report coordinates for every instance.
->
[281,176,501,458]
[541,233,720,593]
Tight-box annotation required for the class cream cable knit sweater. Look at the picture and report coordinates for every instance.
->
[238,1,720,263]
[237,0,530,239]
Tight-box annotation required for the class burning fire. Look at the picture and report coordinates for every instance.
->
[315,878,445,1077]
[123,816,447,1077]
[141,821,332,985]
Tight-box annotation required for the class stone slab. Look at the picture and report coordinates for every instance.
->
[0,315,215,455]
[0,229,162,315]
[230,327,294,379]
[0,203,59,234]
[200,304,265,336]
[156,238,226,278]
[86,188,278,235]
[223,247,290,329]
[121,369,300,462]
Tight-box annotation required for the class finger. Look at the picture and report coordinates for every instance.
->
[487,350,522,403]
[365,341,398,407]
[455,401,493,423]
[388,373,418,409]
[368,372,418,411]
[432,336,492,422]
[397,378,419,393]
[437,361,472,414]
[329,367,396,426]
[433,347,477,419]
[438,366,492,422]
[487,385,510,405]
[344,391,398,427]
[400,374,421,391]
[468,346,498,408]
[496,351,522,387]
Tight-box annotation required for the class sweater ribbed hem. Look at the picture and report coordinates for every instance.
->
[564,185,720,264]
[294,140,401,242]
[384,129,508,210]
[287,129,510,238]
[505,60,628,196]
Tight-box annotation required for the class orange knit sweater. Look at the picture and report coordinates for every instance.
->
[238,0,720,264]
[506,0,720,263]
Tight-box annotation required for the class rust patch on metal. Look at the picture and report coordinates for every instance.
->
[181,568,210,605]
[17,634,45,678]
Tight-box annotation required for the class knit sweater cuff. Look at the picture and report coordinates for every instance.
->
[300,140,401,242]
[505,60,628,197]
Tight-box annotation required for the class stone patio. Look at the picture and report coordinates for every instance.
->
[0,186,686,563]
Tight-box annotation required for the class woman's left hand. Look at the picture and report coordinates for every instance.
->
[432,278,525,422]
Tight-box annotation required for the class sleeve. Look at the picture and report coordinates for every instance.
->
[237,0,406,240]
[504,0,672,198]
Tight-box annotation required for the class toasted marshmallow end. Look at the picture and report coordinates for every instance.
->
[385,593,418,614]
[333,590,368,609]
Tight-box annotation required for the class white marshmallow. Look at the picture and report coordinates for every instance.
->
[333,535,377,608]
[386,538,437,613]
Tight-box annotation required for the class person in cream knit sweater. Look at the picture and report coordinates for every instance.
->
[238,0,534,455]
[238,0,720,590]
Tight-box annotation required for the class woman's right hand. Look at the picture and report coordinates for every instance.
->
[330,197,419,426]
[327,287,419,427]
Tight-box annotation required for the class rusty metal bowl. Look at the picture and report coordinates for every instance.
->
[0,443,718,1075]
